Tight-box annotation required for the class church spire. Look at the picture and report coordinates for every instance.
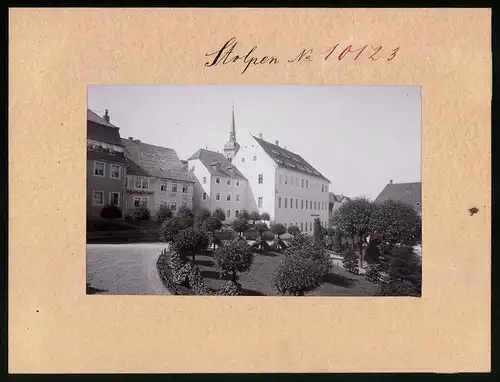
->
[230,104,236,141]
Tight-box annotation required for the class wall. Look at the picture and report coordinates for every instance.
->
[86,158,126,219]
[209,174,247,222]
[232,138,277,220]
[188,158,212,213]
[274,167,330,235]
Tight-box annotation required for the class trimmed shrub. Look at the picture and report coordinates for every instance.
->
[232,217,250,237]
[342,248,359,274]
[260,212,271,222]
[284,234,331,277]
[154,204,172,224]
[100,204,122,222]
[159,217,183,243]
[213,240,254,282]
[173,227,210,263]
[217,280,243,296]
[313,218,325,244]
[212,207,226,221]
[127,205,150,228]
[287,225,301,237]
[249,211,261,224]
[271,254,323,296]
[270,223,286,237]
[239,209,251,221]
[203,216,223,250]
[177,205,194,219]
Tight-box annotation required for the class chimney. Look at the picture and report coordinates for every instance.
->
[259,133,263,139]
[229,166,236,177]
[128,137,133,140]
[389,179,393,184]
[104,109,110,123]
[275,140,279,146]
[212,162,221,172]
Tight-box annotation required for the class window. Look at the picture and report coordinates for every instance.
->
[253,156,257,161]
[227,179,231,185]
[134,177,141,188]
[202,192,207,200]
[301,222,303,231]
[182,184,188,194]
[142,179,149,189]
[227,210,231,218]
[314,201,317,210]
[258,174,263,184]
[161,183,167,191]
[171,202,177,211]
[203,177,207,184]
[236,180,240,186]
[305,222,308,232]
[309,222,312,231]
[216,193,221,201]
[109,192,119,206]
[285,198,288,208]
[296,199,298,209]
[290,198,293,209]
[172,182,178,192]
[236,194,240,202]
[258,197,263,208]
[416,202,421,207]
[306,180,309,189]
[235,210,239,218]
[110,164,120,179]
[285,176,288,184]
[242,157,245,163]
[133,197,141,207]
[301,199,304,209]
[321,185,324,192]
[279,197,282,208]
[227,193,232,202]
[94,161,105,177]
[306,200,308,209]
[92,191,104,206]
[141,197,148,206]
[216,177,221,184]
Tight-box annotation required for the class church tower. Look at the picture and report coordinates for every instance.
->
[223,105,240,163]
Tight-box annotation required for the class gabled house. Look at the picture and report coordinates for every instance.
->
[121,137,196,214]
[87,109,127,219]
[374,181,422,215]
[329,193,351,221]
[187,148,248,222]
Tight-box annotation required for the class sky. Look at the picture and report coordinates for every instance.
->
[88,85,421,200]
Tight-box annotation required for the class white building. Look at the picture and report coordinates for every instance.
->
[187,148,249,222]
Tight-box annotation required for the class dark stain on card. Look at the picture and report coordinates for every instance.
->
[468,207,479,216]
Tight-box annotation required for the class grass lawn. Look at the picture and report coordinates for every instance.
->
[193,250,380,296]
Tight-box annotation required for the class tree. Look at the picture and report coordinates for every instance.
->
[173,227,210,263]
[213,240,254,284]
[333,230,344,253]
[251,222,272,251]
[331,197,372,269]
[249,211,261,225]
[260,212,271,222]
[100,204,122,223]
[369,200,422,248]
[287,225,301,237]
[203,215,223,250]
[232,217,250,238]
[159,217,183,243]
[212,207,226,222]
[284,233,331,277]
[154,204,172,224]
[177,205,194,219]
[313,218,325,244]
[270,223,287,252]
[271,254,323,296]
[194,207,211,226]
[127,205,150,230]
[239,209,251,220]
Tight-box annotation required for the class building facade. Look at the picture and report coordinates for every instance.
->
[121,137,196,215]
[233,135,331,233]
[86,109,128,219]
[328,193,351,223]
[188,148,248,222]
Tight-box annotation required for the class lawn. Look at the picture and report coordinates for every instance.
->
[192,249,380,296]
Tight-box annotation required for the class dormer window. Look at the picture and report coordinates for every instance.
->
[216,177,221,184]
[227,179,231,186]
[253,156,257,161]
[242,157,245,163]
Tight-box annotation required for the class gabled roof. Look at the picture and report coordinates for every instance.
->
[188,148,247,180]
[374,182,422,210]
[329,192,350,204]
[122,138,196,183]
[87,109,123,146]
[252,136,330,182]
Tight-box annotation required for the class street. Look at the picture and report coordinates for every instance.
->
[86,243,171,295]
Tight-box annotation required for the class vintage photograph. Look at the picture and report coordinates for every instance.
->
[86,85,422,297]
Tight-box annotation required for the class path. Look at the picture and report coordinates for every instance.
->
[86,243,170,295]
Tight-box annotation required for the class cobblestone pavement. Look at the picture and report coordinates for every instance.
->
[86,243,170,295]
